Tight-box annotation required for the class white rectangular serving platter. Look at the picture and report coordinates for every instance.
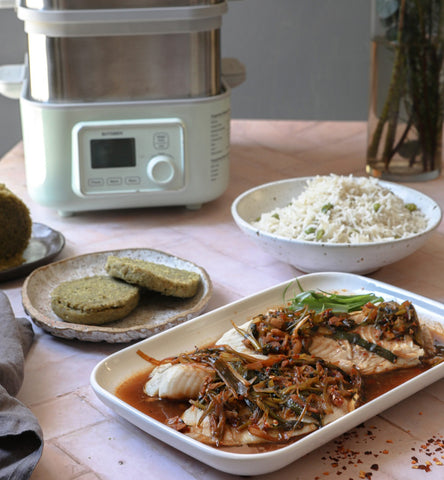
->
[90,272,444,476]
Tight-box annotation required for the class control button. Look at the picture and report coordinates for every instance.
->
[88,177,105,187]
[153,132,169,150]
[147,155,175,185]
[107,177,123,186]
[125,176,141,185]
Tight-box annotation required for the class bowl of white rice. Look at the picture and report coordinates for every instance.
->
[231,175,442,274]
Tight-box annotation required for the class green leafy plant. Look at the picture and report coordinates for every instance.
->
[367,0,444,174]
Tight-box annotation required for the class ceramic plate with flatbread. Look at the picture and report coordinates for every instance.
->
[22,248,212,343]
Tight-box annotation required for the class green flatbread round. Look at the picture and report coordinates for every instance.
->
[51,275,140,325]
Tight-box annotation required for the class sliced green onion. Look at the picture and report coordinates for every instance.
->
[231,321,263,352]
[331,330,397,363]
[288,288,383,314]
[210,357,249,397]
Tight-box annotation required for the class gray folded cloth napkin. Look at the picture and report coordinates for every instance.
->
[0,291,43,480]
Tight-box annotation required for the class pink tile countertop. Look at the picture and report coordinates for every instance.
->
[1,120,444,479]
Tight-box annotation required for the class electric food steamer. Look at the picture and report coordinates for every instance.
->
[0,0,245,215]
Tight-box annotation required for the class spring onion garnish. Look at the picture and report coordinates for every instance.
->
[332,331,397,363]
[288,288,384,314]
[209,356,250,397]
[232,321,263,352]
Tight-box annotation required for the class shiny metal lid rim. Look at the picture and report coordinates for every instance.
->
[21,18,224,36]
[21,0,224,9]
[18,3,227,36]
[17,3,228,23]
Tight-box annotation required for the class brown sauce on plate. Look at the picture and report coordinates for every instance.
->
[115,364,431,454]
[363,366,428,401]
[116,370,189,422]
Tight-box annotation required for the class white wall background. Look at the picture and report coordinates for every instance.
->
[0,8,26,157]
[223,0,371,120]
[0,0,371,157]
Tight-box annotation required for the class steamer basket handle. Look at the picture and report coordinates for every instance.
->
[221,58,246,89]
[0,64,24,99]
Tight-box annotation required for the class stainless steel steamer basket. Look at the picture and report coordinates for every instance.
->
[24,0,222,7]
[18,0,227,102]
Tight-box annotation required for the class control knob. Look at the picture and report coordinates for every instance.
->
[146,154,176,185]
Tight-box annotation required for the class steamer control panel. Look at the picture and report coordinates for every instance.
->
[72,119,186,197]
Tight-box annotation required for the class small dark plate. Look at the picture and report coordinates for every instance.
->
[0,223,65,282]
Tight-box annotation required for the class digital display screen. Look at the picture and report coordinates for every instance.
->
[90,138,136,169]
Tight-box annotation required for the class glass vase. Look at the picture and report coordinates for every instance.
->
[366,0,444,182]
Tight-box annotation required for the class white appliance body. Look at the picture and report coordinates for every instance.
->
[20,82,231,215]
[0,0,245,215]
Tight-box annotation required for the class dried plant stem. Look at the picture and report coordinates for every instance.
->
[367,0,408,168]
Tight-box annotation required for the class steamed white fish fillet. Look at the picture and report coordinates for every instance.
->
[309,326,424,375]
[181,393,357,446]
[144,319,265,402]
[216,319,428,376]
[181,405,316,446]
[216,320,264,358]
[144,362,215,400]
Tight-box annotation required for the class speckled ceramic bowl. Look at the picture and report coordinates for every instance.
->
[231,177,442,275]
